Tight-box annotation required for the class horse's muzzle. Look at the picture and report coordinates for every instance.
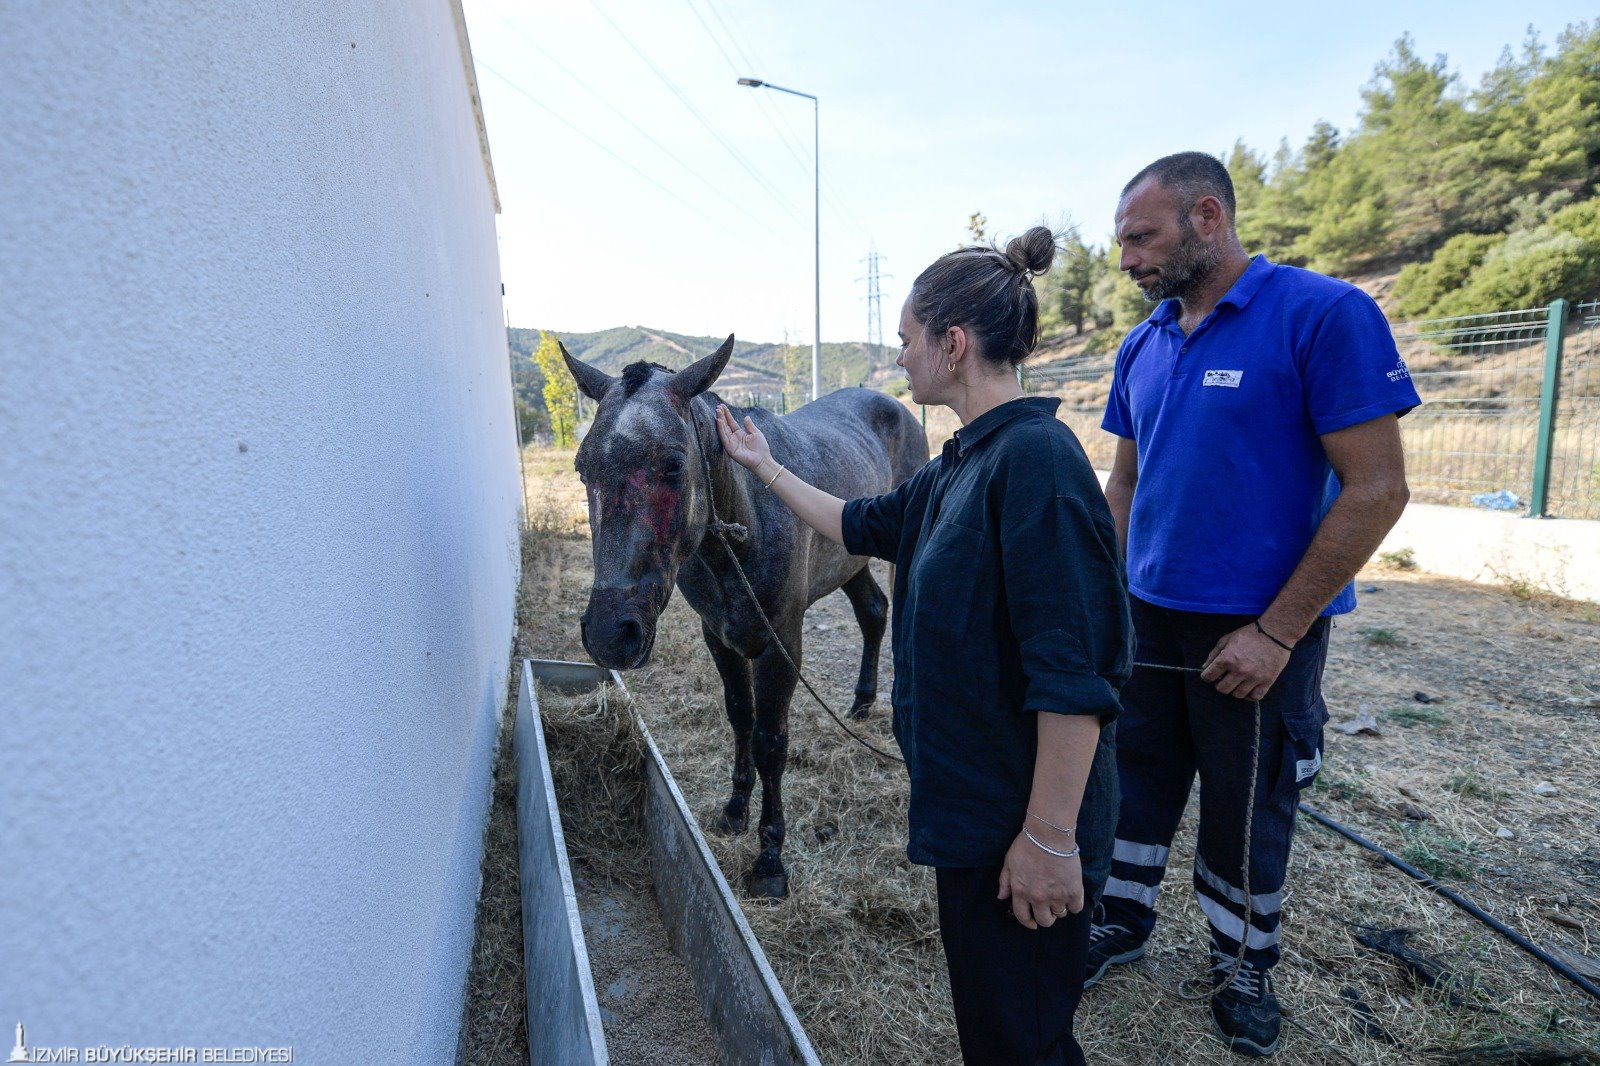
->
[580,587,659,670]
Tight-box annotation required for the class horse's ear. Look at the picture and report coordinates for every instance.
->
[561,341,617,401]
[666,334,735,400]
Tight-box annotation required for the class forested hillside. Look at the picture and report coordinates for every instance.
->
[1034,22,1600,352]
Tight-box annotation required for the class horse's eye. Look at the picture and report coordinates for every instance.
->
[662,459,685,479]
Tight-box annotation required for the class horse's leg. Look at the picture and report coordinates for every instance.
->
[746,625,800,898]
[840,565,888,720]
[702,621,756,835]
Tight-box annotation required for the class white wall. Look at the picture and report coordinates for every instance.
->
[0,2,518,1062]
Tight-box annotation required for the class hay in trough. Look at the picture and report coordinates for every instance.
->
[536,682,651,894]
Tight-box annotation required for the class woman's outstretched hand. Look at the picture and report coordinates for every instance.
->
[716,404,773,473]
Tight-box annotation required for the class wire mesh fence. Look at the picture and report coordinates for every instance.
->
[1014,300,1600,520]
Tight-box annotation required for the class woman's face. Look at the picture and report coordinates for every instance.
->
[896,296,947,407]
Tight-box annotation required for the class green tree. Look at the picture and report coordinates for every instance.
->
[534,330,578,447]
[1237,139,1312,260]
[1355,36,1474,252]
[1392,232,1505,316]
[1547,196,1600,244]
[1291,147,1392,272]
[1432,224,1600,317]
[1084,248,1148,353]
[1054,228,1096,335]
[1232,22,1600,275]
[966,211,988,244]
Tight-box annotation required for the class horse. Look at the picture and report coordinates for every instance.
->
[562,335,928,897]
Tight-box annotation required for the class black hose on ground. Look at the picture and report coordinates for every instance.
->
[1296,802,1600,1004]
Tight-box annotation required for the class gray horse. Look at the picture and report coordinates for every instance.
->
[563,335,928,897]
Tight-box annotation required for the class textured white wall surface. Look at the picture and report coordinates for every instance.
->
[0,2,517,1061]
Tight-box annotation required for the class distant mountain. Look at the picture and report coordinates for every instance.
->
[508,325,897,415]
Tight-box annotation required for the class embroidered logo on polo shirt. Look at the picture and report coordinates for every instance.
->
[1202,369,1244,388]
[1387,358,1411,382]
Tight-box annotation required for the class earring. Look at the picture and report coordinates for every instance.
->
[947,362,956,373]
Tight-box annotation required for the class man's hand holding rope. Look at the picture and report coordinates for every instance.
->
[1200,624,1293,702]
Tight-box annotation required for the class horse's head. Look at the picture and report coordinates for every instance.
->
[563,335,735,669]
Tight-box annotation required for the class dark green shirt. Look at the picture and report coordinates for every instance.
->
[841,396,1131,869]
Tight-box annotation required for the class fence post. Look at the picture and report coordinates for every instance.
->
[1529,298,1570,518]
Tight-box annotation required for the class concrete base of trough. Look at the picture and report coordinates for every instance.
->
[521,658,820,1066]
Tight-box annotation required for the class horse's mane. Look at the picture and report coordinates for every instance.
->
[621,360,677,398]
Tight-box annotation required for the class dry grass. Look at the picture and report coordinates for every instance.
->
[488,448,1600,1065]
[459,667,527,1066]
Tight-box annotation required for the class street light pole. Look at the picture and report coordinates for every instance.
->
[738,78,820,402]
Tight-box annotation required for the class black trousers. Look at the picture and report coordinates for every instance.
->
[936,865,1090,1066]
[1101,597,1331,970]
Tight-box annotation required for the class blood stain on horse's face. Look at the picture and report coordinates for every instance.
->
[619,468,682,544]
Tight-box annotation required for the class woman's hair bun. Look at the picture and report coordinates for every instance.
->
[1004,226,1058,276]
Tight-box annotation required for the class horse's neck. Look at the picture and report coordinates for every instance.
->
[690,396,758,553]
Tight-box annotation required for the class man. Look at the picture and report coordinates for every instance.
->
[1085,152,1419,1057]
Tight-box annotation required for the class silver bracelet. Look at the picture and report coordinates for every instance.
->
[1023,826,1081,859]
[1027,810,1075,835]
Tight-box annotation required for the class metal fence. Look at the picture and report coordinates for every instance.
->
[1017,299,1600,520]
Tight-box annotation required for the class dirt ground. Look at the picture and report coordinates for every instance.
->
[476,446,1600,1064]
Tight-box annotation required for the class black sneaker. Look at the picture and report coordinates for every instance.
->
[1083,922,1146,990]
[1209,957,1281,1057]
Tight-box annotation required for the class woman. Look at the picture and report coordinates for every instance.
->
[716,226,1131,1065]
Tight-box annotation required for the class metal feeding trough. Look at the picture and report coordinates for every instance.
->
[516,658,821,1066]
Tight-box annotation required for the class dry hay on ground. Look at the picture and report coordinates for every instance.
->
[460,667,527,1066]
[507,453,1600,1064]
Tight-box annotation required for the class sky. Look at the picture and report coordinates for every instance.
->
[465,0,1593,345]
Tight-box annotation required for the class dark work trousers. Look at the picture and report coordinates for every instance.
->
[937,865,1091,1066]
[1100,597,1331,971]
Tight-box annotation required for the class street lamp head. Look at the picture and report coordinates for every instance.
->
[737,77,764,87]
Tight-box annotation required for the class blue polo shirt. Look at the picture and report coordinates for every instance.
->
[1102,255,1420,616]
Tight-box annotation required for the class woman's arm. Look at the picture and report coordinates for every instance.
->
[716,404,846,544]
[994,490,1129,929]
[999,713,1100,928]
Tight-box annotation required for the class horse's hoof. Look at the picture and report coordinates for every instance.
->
[848,696,873,721]
[746,871,789,899]
[713,808,748,835]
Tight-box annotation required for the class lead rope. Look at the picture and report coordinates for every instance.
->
[690,406,1259,1001]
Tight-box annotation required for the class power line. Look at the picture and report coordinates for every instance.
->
[477,61,718,226]
[684,0,812,180]
[481,0,785,237]
[698,0,859,226]
[588,0,801,222]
